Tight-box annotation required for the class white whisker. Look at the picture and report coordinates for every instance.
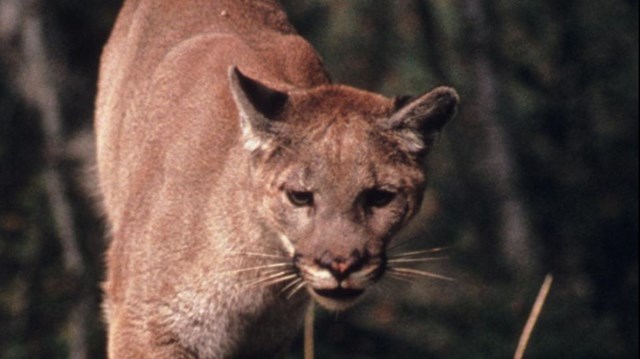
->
[286,281,307,300]
[229,252,289,260]
[280,278,303,295]
[244,271,295,287]
[249,274,299,289]
[386,272,415,283]
[387,237,417,251]
[388,267,455,282]
[221,262,292,275]
[388,247,452,259]
[387,256,449,264]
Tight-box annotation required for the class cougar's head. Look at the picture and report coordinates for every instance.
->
[230,67,458,310]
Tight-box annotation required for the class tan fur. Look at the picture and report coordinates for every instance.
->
[96,0,458,357]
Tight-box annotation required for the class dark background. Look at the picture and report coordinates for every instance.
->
[0,0,637,358]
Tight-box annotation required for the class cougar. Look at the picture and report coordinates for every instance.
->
[95,0,459,357]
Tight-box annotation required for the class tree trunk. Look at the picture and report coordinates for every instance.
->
[0,0,88,357]
[458,0,539,278]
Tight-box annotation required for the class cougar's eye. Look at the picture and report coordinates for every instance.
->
[287,190,314,207]
[363,189,396,208]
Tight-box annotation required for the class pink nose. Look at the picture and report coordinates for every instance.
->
[316,249,367,281]
[331,261,350,274]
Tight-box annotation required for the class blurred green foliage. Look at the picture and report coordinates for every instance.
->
[1,0,637,358]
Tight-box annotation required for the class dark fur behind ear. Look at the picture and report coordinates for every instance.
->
[393,95,417,110]
[385,86,459,154]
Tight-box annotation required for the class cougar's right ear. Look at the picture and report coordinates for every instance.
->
[228,66,289,152]
[384,86,459,155]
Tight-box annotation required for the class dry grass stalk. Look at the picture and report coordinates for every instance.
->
[514,274,554,359]
[304,302,315,359]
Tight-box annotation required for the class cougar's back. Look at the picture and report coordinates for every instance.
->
[96,0,328,231]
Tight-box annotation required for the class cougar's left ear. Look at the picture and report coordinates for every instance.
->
[384,87,459,154]
[228,66,289,152]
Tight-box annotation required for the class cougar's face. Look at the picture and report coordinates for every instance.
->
[252,100,425,310]
[230,68,458,310]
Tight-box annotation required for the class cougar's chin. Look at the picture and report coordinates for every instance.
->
[308,287,366,311]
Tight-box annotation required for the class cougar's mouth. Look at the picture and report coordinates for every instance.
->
[307,286,366,311]
[312,287,365,300]
[297,261,386,310]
